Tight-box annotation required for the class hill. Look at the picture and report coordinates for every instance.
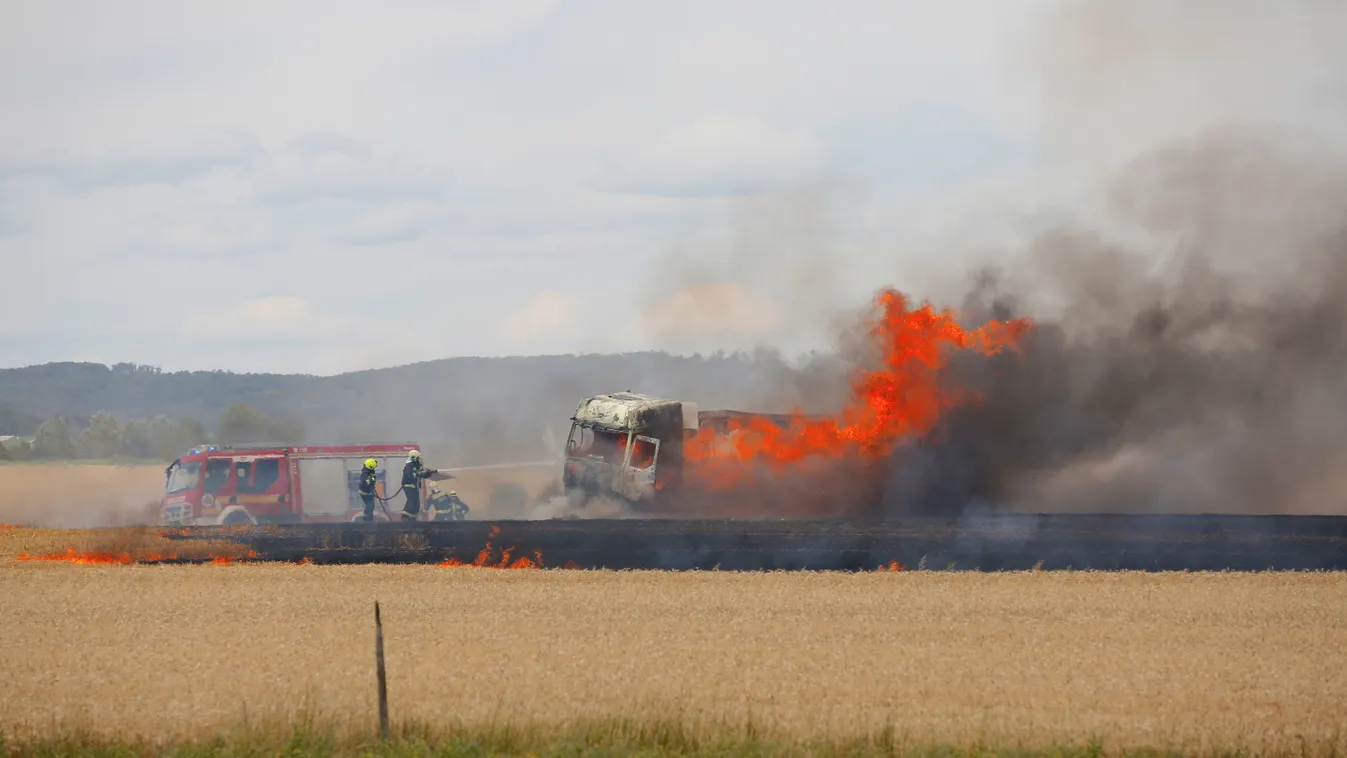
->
[0,353,849,465]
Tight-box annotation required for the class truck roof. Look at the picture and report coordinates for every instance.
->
[571,392,682,431]
[571,392,822,433]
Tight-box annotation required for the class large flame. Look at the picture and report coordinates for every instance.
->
[685,288,1032,488]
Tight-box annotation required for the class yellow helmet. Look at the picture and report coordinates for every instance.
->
[364,458,378,469]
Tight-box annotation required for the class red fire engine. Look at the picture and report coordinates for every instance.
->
[160,442,424,526]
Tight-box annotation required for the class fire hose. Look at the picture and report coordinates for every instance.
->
[370,470,441,520]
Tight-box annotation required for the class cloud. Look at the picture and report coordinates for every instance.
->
[5,0,1342,374]
[636,283,786,341]
[498,291,583,343]
[605,114,830,196]
[181,297,363,342]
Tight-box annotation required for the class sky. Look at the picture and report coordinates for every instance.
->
[1,0,1343,375]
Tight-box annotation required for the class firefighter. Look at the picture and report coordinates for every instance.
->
[428,485,469,521]
[357,458,379,522]
[400,450,438,520]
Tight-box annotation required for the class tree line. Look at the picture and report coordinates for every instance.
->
[0,404,305,463]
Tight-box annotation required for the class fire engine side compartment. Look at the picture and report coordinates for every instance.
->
[293,451,412,520]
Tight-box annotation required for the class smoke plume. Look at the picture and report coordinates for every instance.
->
[886,127,1347,516]
[864,1,1347,516]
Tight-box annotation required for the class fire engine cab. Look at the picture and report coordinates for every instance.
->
[160,442,422,526]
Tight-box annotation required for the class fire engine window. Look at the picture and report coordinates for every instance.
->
[234,461,253,491]
[239,459,281,493]
[630,438,656,469]
[165,461,201,494]
[204,459,231,494]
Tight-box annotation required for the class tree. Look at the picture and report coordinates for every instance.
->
[77,412,122,459]
[218,404,304,445]
[267,414,305,445]
[150,416,208,460]
[32,418,76,459]
[218,404,269,445]
[119,419,155,459]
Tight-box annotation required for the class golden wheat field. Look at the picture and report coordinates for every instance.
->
[2,531,1346,755]
[0,463,165,527]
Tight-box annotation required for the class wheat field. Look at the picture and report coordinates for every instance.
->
[0,463,165,527]
[2,549,1345,755]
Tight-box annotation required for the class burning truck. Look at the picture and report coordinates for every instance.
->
[558,289,1034,519]
[560,391,883,518]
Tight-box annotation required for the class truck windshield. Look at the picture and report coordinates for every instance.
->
[566,423,629,464]
[166,460,202,494]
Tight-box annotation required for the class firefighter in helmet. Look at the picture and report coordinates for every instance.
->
[357,458,379,521]
[428,485,469,521]
[400,449,437,520]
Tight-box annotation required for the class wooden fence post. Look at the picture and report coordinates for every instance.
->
[375,601,389,741]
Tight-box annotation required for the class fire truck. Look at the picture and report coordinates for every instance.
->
[160,442,431,526]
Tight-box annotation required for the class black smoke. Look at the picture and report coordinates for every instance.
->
[884,129,1347,516]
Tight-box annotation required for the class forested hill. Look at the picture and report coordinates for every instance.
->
[0,353,849,465]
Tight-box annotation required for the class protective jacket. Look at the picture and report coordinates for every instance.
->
[402,459,436,489]
[358,468,377,497]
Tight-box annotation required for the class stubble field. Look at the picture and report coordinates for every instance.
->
[2,533,1346,757]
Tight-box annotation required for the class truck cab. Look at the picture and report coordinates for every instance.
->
[561,392,697,510]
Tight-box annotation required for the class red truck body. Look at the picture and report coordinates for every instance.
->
[159,442,421,526]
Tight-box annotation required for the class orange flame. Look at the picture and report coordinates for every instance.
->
[686,288,1032,488]
[12,548,189,564]
[876,560,905,572]
[15,548,136,565]
[438,526,548,569]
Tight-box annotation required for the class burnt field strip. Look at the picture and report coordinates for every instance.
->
[156,513,1347,571]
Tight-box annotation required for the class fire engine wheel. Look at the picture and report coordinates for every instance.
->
[220,510,253,526]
